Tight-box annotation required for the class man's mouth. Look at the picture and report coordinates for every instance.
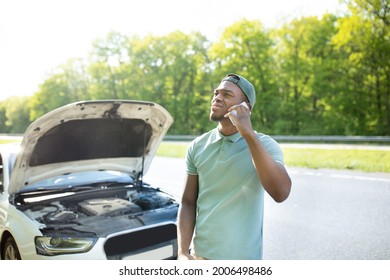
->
[211,102,223,110]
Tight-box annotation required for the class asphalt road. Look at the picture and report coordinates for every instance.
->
[145,156,390,260]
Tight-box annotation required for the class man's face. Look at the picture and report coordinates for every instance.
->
[210,81,245,122]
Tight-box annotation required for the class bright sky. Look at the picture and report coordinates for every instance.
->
[0,0,344,101]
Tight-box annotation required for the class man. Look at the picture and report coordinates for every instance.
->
[177,73,292,260]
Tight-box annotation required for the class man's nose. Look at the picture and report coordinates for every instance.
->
[213,92,223,102]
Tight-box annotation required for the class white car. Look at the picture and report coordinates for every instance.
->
[0,100,179,260]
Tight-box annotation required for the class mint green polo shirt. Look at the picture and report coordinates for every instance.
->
[186,128,284,260]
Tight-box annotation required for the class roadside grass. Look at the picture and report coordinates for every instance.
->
[0,140,20,145]
[156,142,189,158]
[282,147,389,173]
[157,142,390,173]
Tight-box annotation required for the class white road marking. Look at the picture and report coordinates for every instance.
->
[330,174,390,183]
[288,169,390,183]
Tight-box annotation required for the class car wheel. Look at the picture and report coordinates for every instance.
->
[2,236,22,260]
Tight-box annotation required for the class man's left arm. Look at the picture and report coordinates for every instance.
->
[227,104,291,202]
[244,131,292,202]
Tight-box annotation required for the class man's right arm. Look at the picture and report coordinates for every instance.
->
[177,174,199,260]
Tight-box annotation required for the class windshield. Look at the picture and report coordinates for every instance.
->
[21,170,134,192]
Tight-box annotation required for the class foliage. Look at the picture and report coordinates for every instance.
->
[273,14,342,135]
[331,0,390,135]
[1,0,389,136]
[1,96,30,133]
[28,58,90,121]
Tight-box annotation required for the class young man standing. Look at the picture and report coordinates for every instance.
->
[177,73,292,260]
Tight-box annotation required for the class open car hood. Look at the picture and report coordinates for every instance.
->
[9,100,173,194]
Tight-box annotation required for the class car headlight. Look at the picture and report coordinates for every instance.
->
[35,236,97,256]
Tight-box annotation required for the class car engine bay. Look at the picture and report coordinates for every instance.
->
[17,185,178,237]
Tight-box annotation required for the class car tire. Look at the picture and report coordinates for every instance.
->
[2,236,22,260]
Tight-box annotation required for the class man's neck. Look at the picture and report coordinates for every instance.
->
[217,121,238,136]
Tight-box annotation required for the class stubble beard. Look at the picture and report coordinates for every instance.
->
[209,111,225,122]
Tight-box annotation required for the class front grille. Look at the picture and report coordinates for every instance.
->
[104,223,177,259]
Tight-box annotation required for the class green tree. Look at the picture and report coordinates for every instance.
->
[4,3,389,136]
[151,31,211,134]
[29,58,90,121]
[332,0,390,134]
[0,102,10,133]
[88,31,131,100]
[3,96,31,133]
[274,15,342,135]
[88,31,212,134]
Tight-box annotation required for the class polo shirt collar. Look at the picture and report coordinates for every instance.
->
[211,128,242,143]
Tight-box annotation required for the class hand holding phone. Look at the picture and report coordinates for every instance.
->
[229,102,249,126]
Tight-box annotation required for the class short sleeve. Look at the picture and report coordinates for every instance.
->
[185,140,198,175]
[259,134,285,165]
